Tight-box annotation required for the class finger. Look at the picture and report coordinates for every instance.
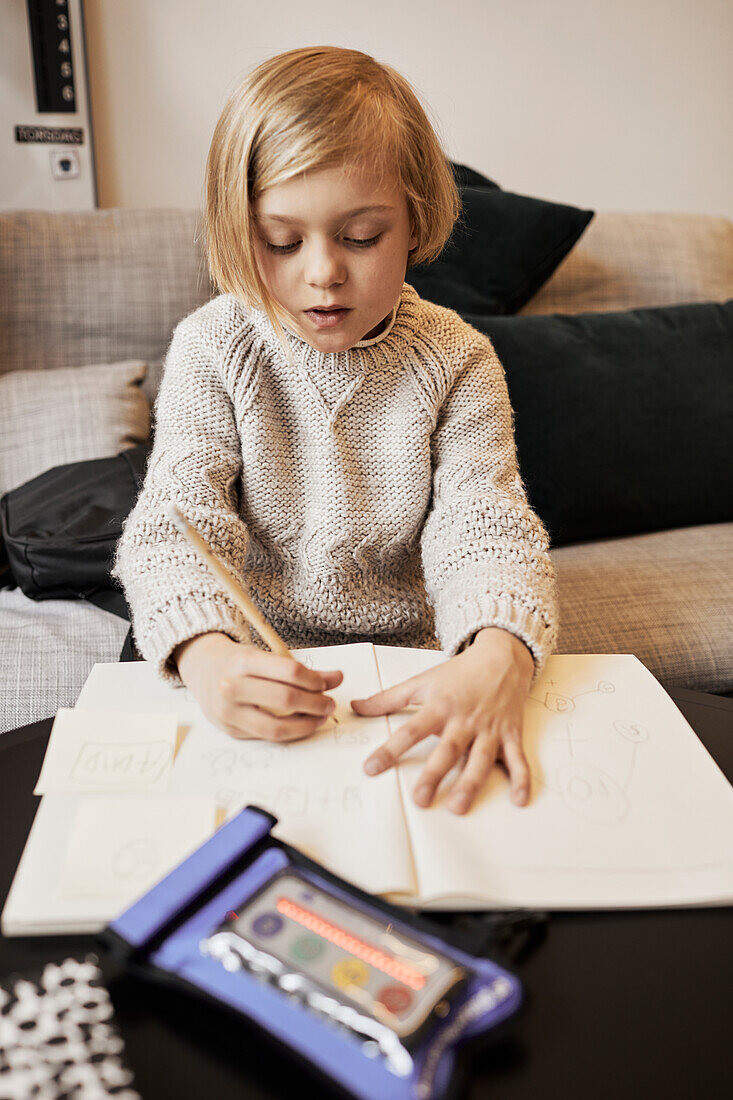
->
[320,668,344,689]
[225,651,343,694]
[412,724,472,808]
[220,703,327,742]
[363,709,440,776]
[446,732,500,815]
[500,732,531,806]
[220,676,336,719]
[351,674,422,716]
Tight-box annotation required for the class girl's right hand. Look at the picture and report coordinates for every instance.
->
[173,632,343,742]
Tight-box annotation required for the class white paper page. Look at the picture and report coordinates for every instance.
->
[377,653,733,909]
[34,709,178,795]
[369,643,449,818]
[2,794,216,935]
[75,644,417,898]
[60,797,217,900]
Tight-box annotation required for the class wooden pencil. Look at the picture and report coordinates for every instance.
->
[167,504,293,659]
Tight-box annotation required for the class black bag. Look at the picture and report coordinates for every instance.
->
[0,443,151,622]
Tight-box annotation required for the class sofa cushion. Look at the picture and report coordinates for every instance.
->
[552,521,733,694]
[0,587,130,735]
[0,209,212,401]
[405,162,594,315]
[465,300,733,546]
[0,360,150,497]
[520,211,733,315]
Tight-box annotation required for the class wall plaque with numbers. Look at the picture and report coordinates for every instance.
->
[26,0,77,113]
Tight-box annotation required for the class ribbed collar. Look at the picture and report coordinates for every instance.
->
[248,282,421,364]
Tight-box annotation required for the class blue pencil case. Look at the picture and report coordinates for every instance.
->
[101,805,523,1100]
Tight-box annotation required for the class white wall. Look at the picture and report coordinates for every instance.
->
[1,0,96,210]
[84,0,732,216]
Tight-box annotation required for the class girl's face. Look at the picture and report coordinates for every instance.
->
[253,163,418,352]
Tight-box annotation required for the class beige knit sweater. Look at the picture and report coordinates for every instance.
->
[112,282,558,685]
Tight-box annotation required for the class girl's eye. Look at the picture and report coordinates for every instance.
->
[264,234,382,255]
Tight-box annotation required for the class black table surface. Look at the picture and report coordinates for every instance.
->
[1,688,732,1099]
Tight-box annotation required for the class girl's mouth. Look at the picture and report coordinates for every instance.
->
[305,308,351,328]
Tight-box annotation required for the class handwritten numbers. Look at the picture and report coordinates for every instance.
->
[556,762,629,824]
[614,718,649,743]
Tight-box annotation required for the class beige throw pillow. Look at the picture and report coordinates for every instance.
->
[0,360,150,496]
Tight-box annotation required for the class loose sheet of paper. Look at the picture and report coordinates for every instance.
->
[375,651,733,908]
[75,645,417,899]
[60,797,217,901]
[34,709,179,795]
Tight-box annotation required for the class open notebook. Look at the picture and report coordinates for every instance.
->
[4,645,733,935]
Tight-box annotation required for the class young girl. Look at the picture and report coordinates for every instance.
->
[113,46,558,817]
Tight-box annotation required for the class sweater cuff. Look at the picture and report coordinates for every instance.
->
[436,586,558,683]
[134,593,252,686]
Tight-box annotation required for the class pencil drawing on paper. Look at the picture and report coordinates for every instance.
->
[202,744,275,779]
[215,786,271,815]
[525,680,650,824]
[334,723,370,745]
[69,741,173,788]
[212,783,365,819]
[111,838,160,880]
[273,785,366,816]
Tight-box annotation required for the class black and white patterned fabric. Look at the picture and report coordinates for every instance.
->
[0,589,130,735]
[0,956,139,1099]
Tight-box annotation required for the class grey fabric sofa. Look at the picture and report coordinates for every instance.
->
[1,207,731,733]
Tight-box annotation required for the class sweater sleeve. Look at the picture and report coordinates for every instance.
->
[111,311,257,685]
[419,327,559,681]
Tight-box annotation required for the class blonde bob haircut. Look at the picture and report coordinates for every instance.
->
[204,45,462,365]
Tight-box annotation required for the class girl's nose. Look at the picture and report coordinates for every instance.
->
[303,240,346,287]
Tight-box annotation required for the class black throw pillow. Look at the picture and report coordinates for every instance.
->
[463,301,733,546]
[0,442,151,615]
[405,162,594,315]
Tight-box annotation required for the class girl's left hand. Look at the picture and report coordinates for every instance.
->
[351,628,536,815]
